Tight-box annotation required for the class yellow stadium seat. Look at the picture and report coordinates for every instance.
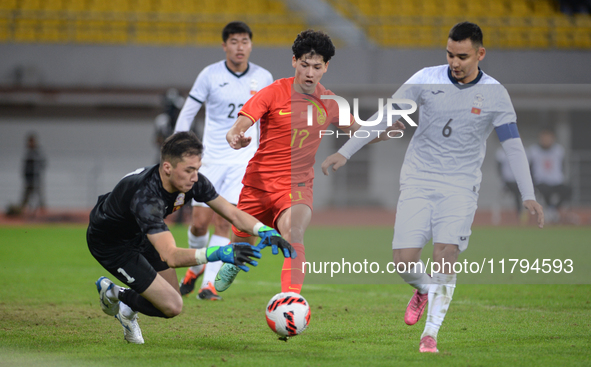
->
[74,19,108,43]
[38,18,64,42]
[553,28,574,48]
[466,1,487,17]
[533,0,557,15]
[104,20,129,44]
[0,17,9,41]
[0,0,17,11]
[574,14,591,28]
[508,0,531,16]
[573,28,591,48]
[485,1,509,17]
[64,0,88,12]
[13,18,37,42]
[441,1,463,17]
[419,0,440,17]
[528,27,550,48]
[41,0,65,11]
[19,0,42,11]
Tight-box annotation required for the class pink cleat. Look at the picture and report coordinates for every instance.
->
[419,336,438,353]
[404,289,429,325]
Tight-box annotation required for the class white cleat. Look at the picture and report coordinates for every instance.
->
[96,276,119,316]
[115,307,144,344]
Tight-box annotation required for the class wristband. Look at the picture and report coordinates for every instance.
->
[194,248,207,265]
[253,222,264,235]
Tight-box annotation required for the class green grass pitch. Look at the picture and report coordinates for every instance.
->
[0,224,590,366]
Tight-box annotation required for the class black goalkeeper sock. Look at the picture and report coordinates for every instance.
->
[117,288,169,318]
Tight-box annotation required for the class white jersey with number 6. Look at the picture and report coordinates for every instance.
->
[394,64,517,193]
[174,60,273,166]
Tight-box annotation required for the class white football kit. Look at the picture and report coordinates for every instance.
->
[175,60,273,205]
[338,65,535,252]
[392,65,534,251]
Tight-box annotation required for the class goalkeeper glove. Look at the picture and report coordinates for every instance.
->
[206,243,261,272]
[256,225,297,259]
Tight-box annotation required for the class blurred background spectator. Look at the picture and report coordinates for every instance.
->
[154,88,184,163]
[528,127,572,223]
[15,133,47,215]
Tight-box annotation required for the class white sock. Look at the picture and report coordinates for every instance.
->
[106,284,121,301]
[422,272,456,340]
[120,302,137,319]
[200,234,229,289]
[188,227,209,274]
[397,260,431,294]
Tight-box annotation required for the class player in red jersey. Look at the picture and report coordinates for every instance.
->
[215,30,404,294]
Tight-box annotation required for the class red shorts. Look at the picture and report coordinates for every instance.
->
[232,181,314,238]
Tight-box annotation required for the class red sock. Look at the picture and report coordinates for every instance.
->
[281,242,306,293]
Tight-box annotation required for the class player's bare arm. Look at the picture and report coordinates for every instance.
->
[147,231,201,268]
[206,195,260,236]
[227,115,253,149]
[523,200,545,228]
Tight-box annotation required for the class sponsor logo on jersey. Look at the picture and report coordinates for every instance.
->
[219,82,229,88]
[431,90,444,95]
[279,110,292,115]
[460,236,467,241]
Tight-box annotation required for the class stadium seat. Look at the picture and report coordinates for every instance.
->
[1,0,590,49]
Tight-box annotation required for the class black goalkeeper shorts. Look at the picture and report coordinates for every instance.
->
[87,228,169,294]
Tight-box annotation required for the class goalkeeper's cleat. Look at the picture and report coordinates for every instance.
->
[419,336,438,353]
[179,267,204,296]
[115,306,144,344]
[197,282,222,301]
[96,276,119,316]
[405,289,429,326]
[214,263,240,292]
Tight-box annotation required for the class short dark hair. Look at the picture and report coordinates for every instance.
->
[449,22,483,48]
[292,29,335,63]
[161,132,203,166]
[222,21,252,42]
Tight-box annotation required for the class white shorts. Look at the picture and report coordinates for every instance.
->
[392,187,478,253]
[192,163,247,207]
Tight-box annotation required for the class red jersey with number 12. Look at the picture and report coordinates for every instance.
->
[238,77,351,193]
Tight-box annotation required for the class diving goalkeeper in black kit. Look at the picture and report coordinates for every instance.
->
[87,131,295,344]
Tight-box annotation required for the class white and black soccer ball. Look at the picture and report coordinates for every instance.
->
[265,292,310,337]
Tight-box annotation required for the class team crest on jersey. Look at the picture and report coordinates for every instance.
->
[250,79,258,95]
[172,193,185,212]
[471,93,484,114]
[302,97,328,125]
[473,93,484,108]
[317,110,326,125]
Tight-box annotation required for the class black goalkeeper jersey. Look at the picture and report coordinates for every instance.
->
[88,164,218,244]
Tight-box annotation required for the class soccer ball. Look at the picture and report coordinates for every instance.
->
[265,292,310,337]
